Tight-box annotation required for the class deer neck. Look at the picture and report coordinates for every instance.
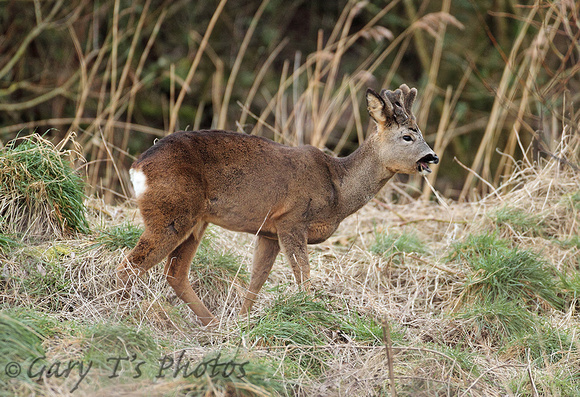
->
[335,133,395,218]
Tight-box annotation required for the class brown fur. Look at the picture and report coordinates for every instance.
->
[117,84,438,326]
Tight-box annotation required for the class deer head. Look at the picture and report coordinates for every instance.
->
[366,84,438,175]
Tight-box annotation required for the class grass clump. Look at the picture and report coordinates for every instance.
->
[178,350,287,396]
[507,322,576,366]
[509,365,580,396]
[446,233,510,262]
[455,299,537,346]
[453,298,575,364]
[81,324,287,395]
[191,233,249,293]
[491,205,546,236]
[559,272,580,312]
[449,234,569,351]
[462,247,563,310]
[451,234,563,311]
[245,291,339,347]
[0,309,51,393]
[0,309,49,361]
[370,231,426,261]
[246,290,382,347]
[0,134,89,239]
[96,222,143,250]
[82,322,161,374]
[556,235,580,251]
[244,291,334,375]
[244,290,384,375]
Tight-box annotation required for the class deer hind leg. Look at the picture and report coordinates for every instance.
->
[117,199,200,297]
[164,221,216,326]
[239,236,280,316]
[117,226,186,296]
[277,228,311,290]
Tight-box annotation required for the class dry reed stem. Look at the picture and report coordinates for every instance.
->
[382,318,398,396]
[217,0,270,131]
[168,0,228,134]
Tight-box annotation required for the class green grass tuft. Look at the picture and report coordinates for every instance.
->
[178,350,287,396]
[0,309,51,392]
[0,309,48,361]
[82,322,161,369]
[14,255,72,311]
[370,231,426,261]
[0,134,89,237]
[555,235,580,250]
[446,233,510,263]
[79,324,287,394]
[559,272,580,311]
[244,290,384,375]
[96,222,143,250]
[507,322,575,366]
[246,290,382,346]
[455,299,537,345]
[463,247,563,310]
[245,291,339,346]
[491,205,546,236]
[510,368,580,396]
[451,234,563,311]
[191,234,249,289]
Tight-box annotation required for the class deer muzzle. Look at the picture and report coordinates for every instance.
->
[417,153,439,175]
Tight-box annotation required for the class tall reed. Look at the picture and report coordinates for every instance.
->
[0,1,577,202]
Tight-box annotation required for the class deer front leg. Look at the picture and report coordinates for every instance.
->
[239,236,280,316]
[278,228,311,290]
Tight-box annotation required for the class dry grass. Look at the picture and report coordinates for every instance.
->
[1,1,579,395]
[1,131,578,396]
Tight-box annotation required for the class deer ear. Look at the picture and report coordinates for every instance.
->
[366,88,391,124]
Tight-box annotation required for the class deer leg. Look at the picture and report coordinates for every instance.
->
[117,227,185,296]
[164,221,215,326]
[239,236,280,316]
[278,229,311,290]
[117,200,200,297]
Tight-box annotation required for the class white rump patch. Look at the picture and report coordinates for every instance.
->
[130,168,147,198]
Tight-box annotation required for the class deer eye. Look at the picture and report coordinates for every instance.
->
[403,135,413,142]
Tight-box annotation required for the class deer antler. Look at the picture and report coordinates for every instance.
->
[378,84,417,125]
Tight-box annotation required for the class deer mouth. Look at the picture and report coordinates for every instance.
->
[417,153,439,175]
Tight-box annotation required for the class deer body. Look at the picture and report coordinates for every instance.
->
[118,85,438,326]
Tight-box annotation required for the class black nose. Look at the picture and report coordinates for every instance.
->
[423,153,439,164]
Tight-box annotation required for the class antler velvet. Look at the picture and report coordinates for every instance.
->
[379,84,417,125]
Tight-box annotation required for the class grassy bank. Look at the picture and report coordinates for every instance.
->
[0,131,578,396]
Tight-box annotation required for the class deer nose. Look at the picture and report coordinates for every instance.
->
[422,153,439,164]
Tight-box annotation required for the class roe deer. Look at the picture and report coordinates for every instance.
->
[117,84,438,326]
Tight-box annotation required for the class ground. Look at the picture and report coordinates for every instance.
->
[1,148,579,396]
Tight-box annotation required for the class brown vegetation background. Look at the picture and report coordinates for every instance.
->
[0,0,578,201]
